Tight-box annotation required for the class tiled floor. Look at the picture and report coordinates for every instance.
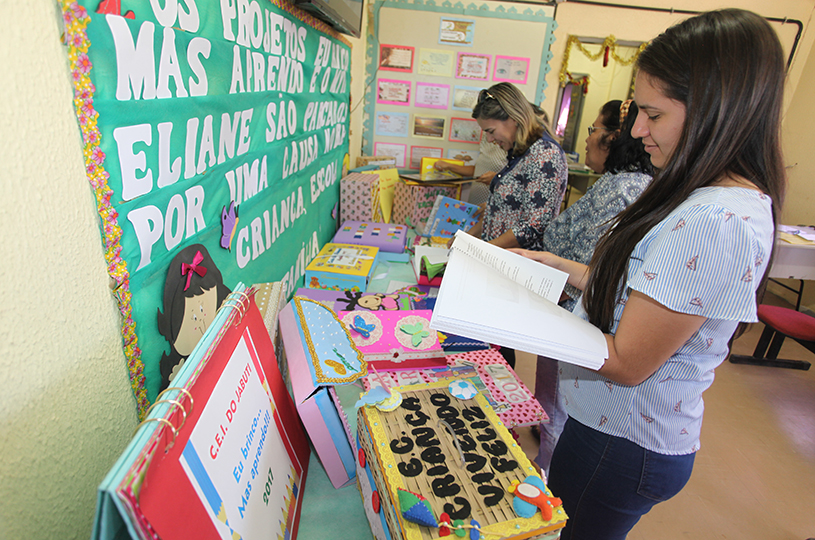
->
[512,291,815,539]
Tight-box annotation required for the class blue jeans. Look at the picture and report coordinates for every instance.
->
[534,356,567,476]
[548,418,695,540]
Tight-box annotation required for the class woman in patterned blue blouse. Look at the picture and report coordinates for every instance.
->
[514,9,785,539]
[535,98,654,476]
[466,82,568,250]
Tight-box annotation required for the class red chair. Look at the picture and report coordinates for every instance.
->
[729,304,813,370]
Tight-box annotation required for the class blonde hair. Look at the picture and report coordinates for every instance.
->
[472,82,544,155]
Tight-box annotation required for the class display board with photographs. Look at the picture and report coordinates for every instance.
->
[364,0,556,169]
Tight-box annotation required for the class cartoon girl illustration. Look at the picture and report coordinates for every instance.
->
[335,290,401,311]
[156,244,231,390]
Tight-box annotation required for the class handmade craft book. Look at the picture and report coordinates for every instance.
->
[338,309,447,370]
[361,348,547,430]
[332,221,408,253]
[356,380,567,540]
[422,196,480,238]
[278,296,368,489]
[92,286,311,540]
[430,231,608,370]
[305,243,379,291]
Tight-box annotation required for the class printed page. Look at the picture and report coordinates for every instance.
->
[431,248,607,368]
[450,230,567,303]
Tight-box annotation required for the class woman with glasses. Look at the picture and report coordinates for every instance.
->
[514,9,785,539]
[466,82,568,251]
[534,98,653,477]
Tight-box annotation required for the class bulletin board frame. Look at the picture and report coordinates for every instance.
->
[362,0,558,158]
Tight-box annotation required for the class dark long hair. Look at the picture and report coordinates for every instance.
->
[471,82,545,155]
[584,9,786,332]
[601,101,653,175]
[157,244,231,388]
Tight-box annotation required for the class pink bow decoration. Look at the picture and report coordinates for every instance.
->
[181,251,207,291]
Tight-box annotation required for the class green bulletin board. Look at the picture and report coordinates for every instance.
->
[59,0,352,418]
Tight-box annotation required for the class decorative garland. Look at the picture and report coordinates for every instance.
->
[61,0,150,419]
[559,35,648,87]
[562,73,589,95]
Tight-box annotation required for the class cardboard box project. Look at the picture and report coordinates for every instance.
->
[340,172,384,223]
[391,179,461,232]
[332,221,408,253]
[305,243,379,291]
[337,309,447,371]
[278,297,367,489]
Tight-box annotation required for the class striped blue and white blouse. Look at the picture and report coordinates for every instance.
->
[561,186,775,455]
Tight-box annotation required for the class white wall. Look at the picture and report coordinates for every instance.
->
[0,1,138,539]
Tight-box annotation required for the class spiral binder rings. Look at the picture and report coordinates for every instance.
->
[93,284,311,540]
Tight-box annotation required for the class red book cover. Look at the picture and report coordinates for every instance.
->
[138,294,310,540]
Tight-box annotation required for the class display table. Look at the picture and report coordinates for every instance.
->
[769,226,815,310]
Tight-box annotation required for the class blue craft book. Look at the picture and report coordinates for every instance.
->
[422,195,480,237]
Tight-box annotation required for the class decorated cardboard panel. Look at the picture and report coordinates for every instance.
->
[278,297,366,488]
[423,196,480,238]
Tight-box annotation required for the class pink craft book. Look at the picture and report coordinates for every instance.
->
[337,309,447,370]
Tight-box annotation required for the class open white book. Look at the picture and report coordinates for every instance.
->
[429,231,608,370]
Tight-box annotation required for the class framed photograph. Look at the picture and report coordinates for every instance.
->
[412,115,447,139]
[439,17,475,46]
[449,117,482,144]
[456,52,491,80]
[417,48,455,77]
[375,111,410,137]
[493,55,530,84]
[452,85,483,112]
[409,146,443,169]
[414,83,450,110]
[379,44,414,73]
[376,79,411,106]
[446,148,480,165]
[373,142,407,168]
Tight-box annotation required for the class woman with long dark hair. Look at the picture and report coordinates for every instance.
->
[515,9,785,538]
[534,98,653,476]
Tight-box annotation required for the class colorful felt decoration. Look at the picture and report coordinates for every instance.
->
[398,488,438,528]
[469,519,481,540]
[351,315,376,338]
[448,379,478,400]
[507,475,562,521]
[439,512,451,536]
[453,519,465,537]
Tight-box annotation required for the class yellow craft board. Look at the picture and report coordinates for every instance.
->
[358,379,567,540]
